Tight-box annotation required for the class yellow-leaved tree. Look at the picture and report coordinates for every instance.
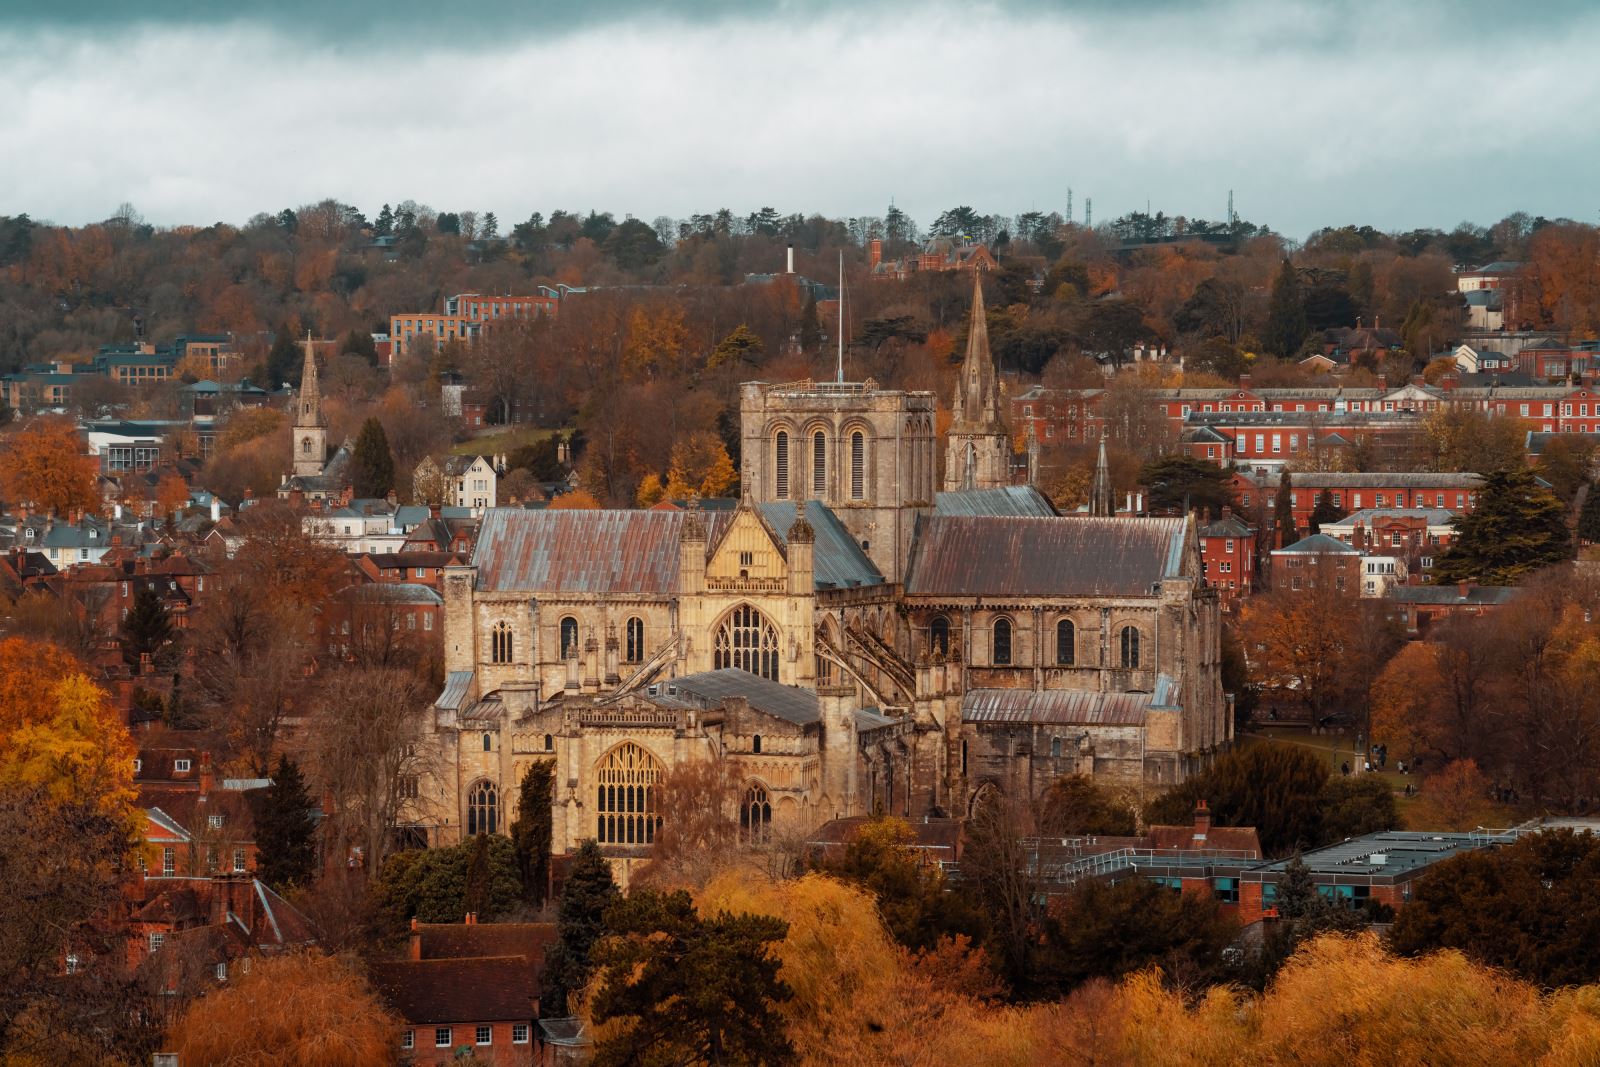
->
[0,417,99,515]
[665,431,737,500]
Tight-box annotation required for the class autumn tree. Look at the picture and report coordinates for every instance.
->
[1430,466,1572,585]
[1242,580,1399,723]
[1581,482,1600,543]
[818,816,983,952]
[0,417,97,514]
[1391,829,1600,987]
[309,667,433,873]
[510,760,555,907]
[639,757,742,889]
[349,416,395,499]
[542,839,621,1016]
[1422,406,1528,474]
[1408,758,1496,831]
[255,755,317,890]
[706,323,765,371]
[665,430,738,499]
[1038,775,1137,836]
[168,951,397,1067]
[590,889,795,1067]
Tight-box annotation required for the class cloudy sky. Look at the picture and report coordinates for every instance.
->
[2,0,1598,239]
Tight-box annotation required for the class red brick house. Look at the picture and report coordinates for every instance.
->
[353,550,464,593]
[374,918,556,1066]
[1197,509,1254,609]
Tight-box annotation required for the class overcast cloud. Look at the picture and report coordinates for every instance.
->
[2,0,1598,238]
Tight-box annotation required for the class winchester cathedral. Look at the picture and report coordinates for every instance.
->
[413,280,1227,875]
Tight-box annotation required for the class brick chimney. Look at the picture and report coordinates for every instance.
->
[409,917,422,960]
[1458,582,1470,600]
[868,238,883,270]
[1237,373,1250,389]
[1193,800,1211,839]
[464,912,477,925]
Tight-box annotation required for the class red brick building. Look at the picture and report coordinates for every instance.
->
[1197,509,1254,609]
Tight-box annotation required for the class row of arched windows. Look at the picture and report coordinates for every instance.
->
[928,615,1142,669]
[490,617,648,665]
[773,429,868,502]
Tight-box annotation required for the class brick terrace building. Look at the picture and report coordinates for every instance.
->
[1283,473,1483,530]
[1386,583,1522,636]
[390,292,558,360]
[1269,533,1362,593]
[1197,509,1254,609]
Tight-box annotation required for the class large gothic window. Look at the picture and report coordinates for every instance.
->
[929,616,951,658]
[560,616,579,658]
[714,605,780,680]
[1056,619,1076,666]
[812,431,827,497]
[741,783,772,844]
[774,431,790,499]
[596,743,662,846]
[625,617,645,664]
[467,780,498,835]
[491,621,513,664]
[850,431,865,500]
[1120,625,1141,669]
[301,436,313,454]
[992,617,1013,665]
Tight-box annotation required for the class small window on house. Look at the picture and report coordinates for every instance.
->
[435,1027,452,1048]
[625,617,645,664]
[174,759,191,773]
[513,1024,530,1044]
[148,932,164,953]
[476,1025,492,1045]
[1056,618,1075,666]
[1119,626,1140,669]
[215,962,227,982]
[739,551,753,567]
[208,814,224,830]
[1051,737,1063,758]
[133,758,141,773]
[492,621,513,664]
[402,1031,414,1051]
[233,849,246,872]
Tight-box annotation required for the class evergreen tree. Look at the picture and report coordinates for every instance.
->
[254,756,317,889]
[1579,482,1600,543]
[511,761,554,907]
[1275,470,1297,548]
[1307,489,1346,535]
[1263,259,1308,358]
[349,417,395,499]
[799,293,823,354]
[374,203,394,236]
[481,211,499,239]
[265,327,302,388]
[1430,466,1573,585]
[541,840,620,1016]
[463,832,491,919]
[341,329,378,367]
[121,585,173,667]
[591,889,795,1066]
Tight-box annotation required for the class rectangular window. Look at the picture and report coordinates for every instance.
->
[208,814,224,830]
[436,1027,452,1048]
[476,1025,492,1046]
[1271,433,1281,453]
[402,1031,414,1051]
[149,932,164,953]
[216,962,228,981]
[424,614,434,631]
[513,1024,530,1044]
[163,847,176,876]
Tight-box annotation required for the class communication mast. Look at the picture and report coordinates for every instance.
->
[1066,187,1073,224]
[1228,189,1235,226]
[1085,198,1092,229]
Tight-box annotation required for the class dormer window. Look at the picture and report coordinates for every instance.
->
[208,814,224,830]
[174,759,191,773]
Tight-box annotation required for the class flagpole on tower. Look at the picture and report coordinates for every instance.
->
[837,250,845,383]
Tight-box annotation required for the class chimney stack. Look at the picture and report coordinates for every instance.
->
[410,917,422,960]
[1193,799,1211,837]
[786,244,794,274]
[210,498,221,522]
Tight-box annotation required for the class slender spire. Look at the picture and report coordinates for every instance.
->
[953,273,1004,430]
[1091,437,1114,516]
[297,331,324,428]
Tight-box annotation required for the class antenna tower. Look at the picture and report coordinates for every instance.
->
[1228,189,1235,225]
[1066,187,1073,224]
[1085,198,1092,229]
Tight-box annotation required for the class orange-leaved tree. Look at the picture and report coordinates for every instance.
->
[167,951,398,1067]
[0,417,98,514]
[664,430,737,500]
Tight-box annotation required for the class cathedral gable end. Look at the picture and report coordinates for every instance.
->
[705,507,789,588]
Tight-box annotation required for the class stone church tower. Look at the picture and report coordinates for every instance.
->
[943,275,1011,491]
[292,333,327,479]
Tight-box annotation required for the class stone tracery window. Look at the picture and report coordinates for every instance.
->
[714,604,780,681]
[467,779,498,835]
[595,742,662,846]
[625,617,645,664]
[1120,625,1141,669]
[491,621,513,664]
[741,783,772,844]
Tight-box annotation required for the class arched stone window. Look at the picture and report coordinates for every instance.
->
[850,430,866,500]
[775,431,790,499]
[992,617,1013,665]
[482,732,492,752]
[752,734,762,754]
[1051,736,1063,758]
[714,605,780,681]
[301,436,313,455]
[467,779,498,835]
[812,430,827,497]
[595,742,662,846]
[543,733,553,752]
[1056,619,1076,666]
[560,616,579,659]
[741,783,772,844]
[929,616,951,658]
[625,617,645,664]
[1120,625,1141,669]
[491,621,513,664]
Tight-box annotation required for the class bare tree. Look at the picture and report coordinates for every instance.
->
[637,756,743,889]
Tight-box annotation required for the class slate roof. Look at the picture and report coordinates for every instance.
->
[474,509,716,594]
[1276,533,1360,555]
[962,688,1152,727]
[933,485,1057,518]
[1198,513,1251,537]
[1321,508,1456,528]
[436,671,475,711]
[1289,472,1484,488]
[754,501,884,589]
[373,957,537,1024]
[648,669,821,725]
[333,581,442,606]
[1525,431,1600,457]
[416,923,557,985]
[906,516,1185,598]
[1387,585,1521,606]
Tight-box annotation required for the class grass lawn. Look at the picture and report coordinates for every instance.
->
[449,426,561,456]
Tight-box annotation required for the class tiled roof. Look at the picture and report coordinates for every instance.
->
[474,509,717,594]
[962,688,1152,726]
[416,923,557,988]
[906,516,1185,598]
[648,669,821,725]
[373,957,537,1025]
[933,486,1057,518]
[1147,822,1262,857]
[754,501,883,589]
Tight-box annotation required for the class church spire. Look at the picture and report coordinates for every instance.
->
[1091,437,1114,516]
[297,331,324,429]
[952,273,1004,431]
